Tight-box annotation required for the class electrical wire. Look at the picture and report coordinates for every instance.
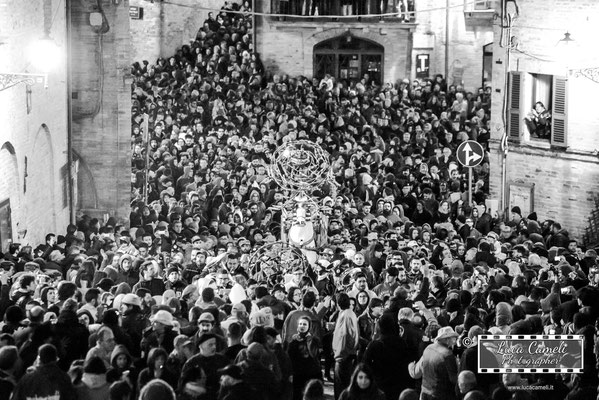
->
[73,0,108,121]
[49,0,64,35]
[512,48,553,63]
[505,23,563,31]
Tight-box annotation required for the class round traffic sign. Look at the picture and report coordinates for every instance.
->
[456,140,484,167]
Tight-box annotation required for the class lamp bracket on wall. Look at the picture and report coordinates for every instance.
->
[569,68,599,84]
[0,72,48,92]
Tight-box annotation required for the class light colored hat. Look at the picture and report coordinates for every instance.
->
[199,312,215,323]
[150,310,174,326]
[435,326,459,341]
[231,303,247,314]
[121,293,141,308]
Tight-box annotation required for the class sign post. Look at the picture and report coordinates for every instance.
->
[456,140,484,205]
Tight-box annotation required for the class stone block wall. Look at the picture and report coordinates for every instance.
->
[254,0,492,90]
[70,0,132,223]
[412,0,494,91]
[488,0,599,241]
[255,19,412,84]
[129,0,226,63]
[0,0,70,248]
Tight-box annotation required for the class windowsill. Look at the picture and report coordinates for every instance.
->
[524,137,552,149]
[519,131,552,150]
[505,138,599,164]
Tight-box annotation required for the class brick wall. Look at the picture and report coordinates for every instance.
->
[70,0,132,223]
[0,0,70,248]
[489,0,599,241]
[129,0,226,63]
[413,0,494,91]
[255,18,412,83]
[255,0,491,90]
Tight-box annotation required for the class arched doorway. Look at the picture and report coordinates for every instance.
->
[27,124,56,243]
[0,142,18,252]
[482,42,493,87]
[314,35,384,85]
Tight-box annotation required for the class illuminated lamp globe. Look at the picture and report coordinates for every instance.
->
[28,35,61,73]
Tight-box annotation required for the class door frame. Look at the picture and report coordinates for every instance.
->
[0,198,12,253]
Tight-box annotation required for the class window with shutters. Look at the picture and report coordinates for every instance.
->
[512,72,568,147]
[524,73,553,141]
[551,76,567,148]
[507,72,522,141]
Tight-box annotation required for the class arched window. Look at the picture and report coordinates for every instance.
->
[314,35,384,84]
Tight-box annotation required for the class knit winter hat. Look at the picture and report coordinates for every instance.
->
[84,356,107,374]
[468,325,484,340]
[495,302,512,326]
[0,346,18,370]
[5,306,25,324]
[140,379,176,400]
[38,344,58,365]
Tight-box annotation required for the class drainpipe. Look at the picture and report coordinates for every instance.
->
[252,2,257,54]
[445,0,450,80]
[66,0,74,224]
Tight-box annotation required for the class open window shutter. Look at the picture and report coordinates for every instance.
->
[551,76,568,147]
[507,72,522,141]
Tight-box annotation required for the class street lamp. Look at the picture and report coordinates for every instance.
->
[28,34,61,73]
[558,31,599,84]
[0,35,61,91]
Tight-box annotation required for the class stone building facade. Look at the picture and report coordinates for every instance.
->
[69,0,132,222]
[0,0,132,250]
[0,0,70,249]
[489,0,599,241]
[256,0,494,90]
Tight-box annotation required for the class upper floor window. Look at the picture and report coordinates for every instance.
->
[507,71,568,147]
[271,0,415,22]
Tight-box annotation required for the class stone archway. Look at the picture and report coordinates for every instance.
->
[73,150,99,211]
[0,142,19,201]
[0,142,20,251]
[305,28,409,84]
[313,34,385,84]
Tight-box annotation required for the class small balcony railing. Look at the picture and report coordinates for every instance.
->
[269,0,416,23]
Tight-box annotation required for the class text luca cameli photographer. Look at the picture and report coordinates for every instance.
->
[477,335,584,373]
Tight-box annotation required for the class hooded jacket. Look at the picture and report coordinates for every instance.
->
[75,373,110,400]
[116,255,140,288]
[106,344,134,383]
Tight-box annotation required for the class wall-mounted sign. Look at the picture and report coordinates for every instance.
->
[129,6,143,20]
[416,54,430,78]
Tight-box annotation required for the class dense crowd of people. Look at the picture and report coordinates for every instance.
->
[1,1,598,400]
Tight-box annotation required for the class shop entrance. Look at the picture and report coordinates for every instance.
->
[314,35,384,85]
